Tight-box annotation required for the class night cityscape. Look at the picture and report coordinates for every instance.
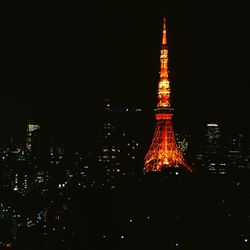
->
[1,2,250,250]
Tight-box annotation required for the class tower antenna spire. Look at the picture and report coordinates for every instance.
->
[162,16,167,45]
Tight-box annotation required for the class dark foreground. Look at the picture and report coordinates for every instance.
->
[1,171,250,250]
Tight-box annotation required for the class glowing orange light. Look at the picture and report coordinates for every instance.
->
[155,114,172,120]
[144,17,192,173]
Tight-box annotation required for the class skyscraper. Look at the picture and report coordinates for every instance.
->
[95,99,143,187]
[205,123,220,154]
[204,123,226,174]
[227,133,248,170]
[26,117,40,165]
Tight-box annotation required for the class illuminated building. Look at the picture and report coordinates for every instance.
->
[26,117,40,165]
[144,17,192,173]
[204,123,227,174]
[72,151,91,187]
[1,138,31,192]
[48,146,66,186]
[227,133,248,169]
[24,116,43,190]
[205,123,220,153]
[96,99,142,187]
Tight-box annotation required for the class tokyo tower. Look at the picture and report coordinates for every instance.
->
[144,17,192,173]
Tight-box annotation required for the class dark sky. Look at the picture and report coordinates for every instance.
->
[0,1,249,146]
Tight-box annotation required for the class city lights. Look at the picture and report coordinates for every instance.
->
[0,3,249,249]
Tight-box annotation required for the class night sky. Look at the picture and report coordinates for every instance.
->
[0,2,249,146]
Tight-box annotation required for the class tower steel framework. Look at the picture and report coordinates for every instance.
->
[144,17,192,173]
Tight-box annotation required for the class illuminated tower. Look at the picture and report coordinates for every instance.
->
[144,17,192,172]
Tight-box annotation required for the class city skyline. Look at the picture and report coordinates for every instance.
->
[1,3,250,248]
[1,2,249,145]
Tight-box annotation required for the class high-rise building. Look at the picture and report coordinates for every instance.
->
[95,99,143,188]
[205,123,220,153]
[0,137,31,193]
[204,123,227,174]
[26,117,40,165]
[25,116,43,190]
[47,146,66,186]
[227,133,248,169]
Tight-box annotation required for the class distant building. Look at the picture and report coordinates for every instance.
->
[26,116,40,166]
[1,115,44,193]
[226,133,249,170]
[205,123,220,153]
[204,123,227,174]
[94,99,143,188]
[0,137,32,193]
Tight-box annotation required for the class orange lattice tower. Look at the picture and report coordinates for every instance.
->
[144,17,192,173]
